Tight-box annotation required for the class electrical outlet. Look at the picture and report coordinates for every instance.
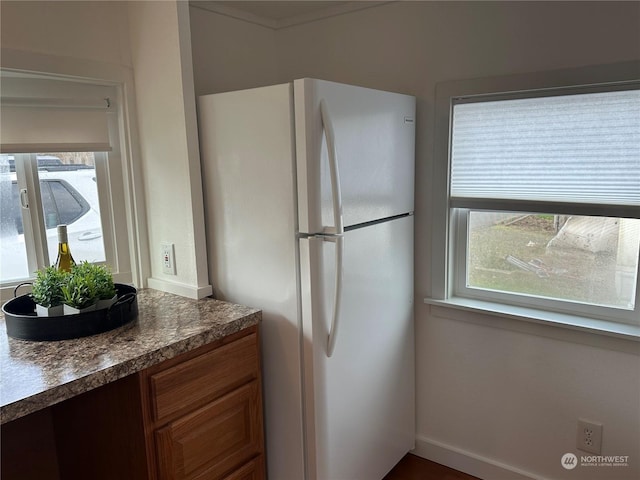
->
[577,418,603,454]
[161,243,176,275]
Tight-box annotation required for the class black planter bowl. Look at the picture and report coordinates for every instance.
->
[2,284,138,341]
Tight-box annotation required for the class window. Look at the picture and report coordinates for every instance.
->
[0,71,132,299]
[1,154,107,282]
[455,211,639,321]
[433,69,640,326]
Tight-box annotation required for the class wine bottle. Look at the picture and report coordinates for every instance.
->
[55,224,76,272]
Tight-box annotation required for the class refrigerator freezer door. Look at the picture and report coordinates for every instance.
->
[295,78,416,234]
[299,215,415,480]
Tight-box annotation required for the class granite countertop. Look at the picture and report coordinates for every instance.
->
[0,288,261,425]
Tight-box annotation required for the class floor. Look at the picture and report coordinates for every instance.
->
[383,454,480,480]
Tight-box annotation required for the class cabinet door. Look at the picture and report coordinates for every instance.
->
[155,382,262,480]
[149,332,259,423]
[221,457,265,480]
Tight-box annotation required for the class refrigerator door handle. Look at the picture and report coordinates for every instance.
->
[320,99,344,236]
[325,234,344,357]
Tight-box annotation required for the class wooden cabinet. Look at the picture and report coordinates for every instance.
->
[1,326,265,480]
[147,332,259,423]
[155,382,262,480]
[222,456,265,480]
[142,328,265,480]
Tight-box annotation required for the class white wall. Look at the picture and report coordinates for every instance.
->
[0,0,132,67]
[127,0,211,298]
[190,2,640,479]
[190,5,279,95]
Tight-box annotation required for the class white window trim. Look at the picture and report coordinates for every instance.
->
[14,154,49,272]
[428,60,640,338]
[0,48,150,302]
[424,297,640,348]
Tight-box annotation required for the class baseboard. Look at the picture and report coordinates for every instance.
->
[413,435,550,480]
[146,277,213,299]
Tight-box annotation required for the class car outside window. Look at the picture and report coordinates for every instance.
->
[44,180,91,228]
[10,177,91,234]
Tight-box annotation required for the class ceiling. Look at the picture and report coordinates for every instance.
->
[190,1,388,28]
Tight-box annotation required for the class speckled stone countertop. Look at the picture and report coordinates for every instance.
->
[0,288,261,425]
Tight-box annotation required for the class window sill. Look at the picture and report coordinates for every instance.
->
[423,297,640,345]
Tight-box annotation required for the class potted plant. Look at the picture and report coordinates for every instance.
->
[31,266,68,317]
[62,268,98,315]
[81,262,117,309]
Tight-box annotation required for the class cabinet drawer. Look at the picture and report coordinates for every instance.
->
[222,456,265,480]
[149,332,258,422]
[155,381,262,480]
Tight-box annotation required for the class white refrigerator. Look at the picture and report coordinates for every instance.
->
[198,78,415,480]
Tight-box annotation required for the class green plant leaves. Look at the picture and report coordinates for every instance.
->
[32,262,116,310]
[31,266,68,308]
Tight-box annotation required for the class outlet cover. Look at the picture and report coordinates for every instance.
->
[577,418,603,454]
[161,243,176,275]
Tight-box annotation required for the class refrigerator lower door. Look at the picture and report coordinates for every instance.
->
[299,215,415,480]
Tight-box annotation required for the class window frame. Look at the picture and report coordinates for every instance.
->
[429,61,640,328]
[452,208,640,324]
[0,70,136,301]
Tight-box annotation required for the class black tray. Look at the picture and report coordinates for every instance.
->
[2,284,138,341]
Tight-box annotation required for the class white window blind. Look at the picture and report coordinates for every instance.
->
[450,89,640,216]
[0,98,112,153]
